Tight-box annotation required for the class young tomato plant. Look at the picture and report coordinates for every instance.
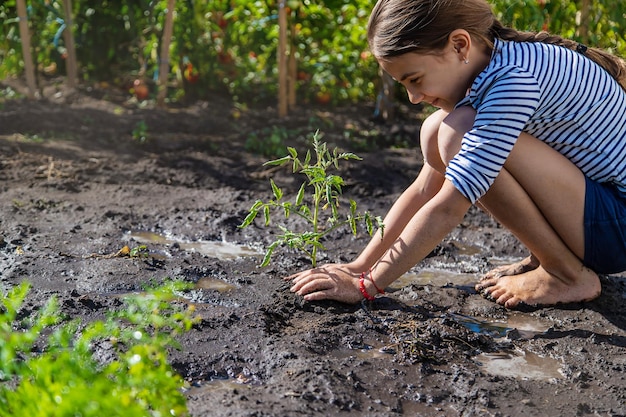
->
[240,131,384,267]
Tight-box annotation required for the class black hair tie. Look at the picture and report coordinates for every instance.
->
[576,43,588,55]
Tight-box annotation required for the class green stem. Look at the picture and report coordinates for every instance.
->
[311,182,322,266]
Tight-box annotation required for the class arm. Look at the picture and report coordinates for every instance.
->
[349,161,445,272]
[289,178,471,303]
[362,180,470,294]
[350,108,450,271]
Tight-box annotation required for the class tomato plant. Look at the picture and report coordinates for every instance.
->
[1,0,624,105]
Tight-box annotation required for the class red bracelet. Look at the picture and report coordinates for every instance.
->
[366,269,385,294]
[359,276,375,301]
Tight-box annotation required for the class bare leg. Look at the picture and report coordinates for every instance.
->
[476,162,600,307]
[439,109,601,308]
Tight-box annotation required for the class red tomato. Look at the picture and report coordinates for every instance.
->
[315,91,331,105]
[184,63,199,83]
[133,79,149,100]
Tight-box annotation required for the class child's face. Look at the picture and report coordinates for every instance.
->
[379,48,474,112]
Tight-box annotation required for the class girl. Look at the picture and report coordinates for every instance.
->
[288,0,626,308]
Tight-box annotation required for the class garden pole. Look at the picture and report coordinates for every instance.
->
[16,0,37,99]
[288,23,297,109]
[61,0,78,89]
[579,0,590,44]
[278,0,288,117]
[157,0,176,108]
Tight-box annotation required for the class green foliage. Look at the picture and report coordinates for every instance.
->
[245,125,290,158]
[129,244,149,258]
[491,0,626,54]
[132,120,149,144]
[1,1,624,105]
[221,0,379,104]
[239,131,384,267]
[0,281,198,417]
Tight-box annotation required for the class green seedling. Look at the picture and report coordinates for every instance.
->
[0,281,197,417]
[129,244,149,258]
[240,131,384,267]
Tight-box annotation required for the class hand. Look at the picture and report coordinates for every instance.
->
[286,264,363,304]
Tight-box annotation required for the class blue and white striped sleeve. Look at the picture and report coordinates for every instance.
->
[445,67,541,203]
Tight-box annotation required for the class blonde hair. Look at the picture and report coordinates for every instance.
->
[367,0,626,90]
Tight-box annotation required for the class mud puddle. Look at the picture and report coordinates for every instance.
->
[450,312,563,381]
[390,269,477,289]
[127,231,262,260]
[475,349,564,380]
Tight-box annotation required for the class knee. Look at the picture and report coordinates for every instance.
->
[419,110,449,172]
[439,105,476,165]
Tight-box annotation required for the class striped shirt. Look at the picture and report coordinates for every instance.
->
[445,38,626,204]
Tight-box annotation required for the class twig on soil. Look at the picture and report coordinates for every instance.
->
[248,164,283,180]
[59,245,148,259]
[34,156,69,180]
[84,245,132,259]
[46,156,54,180]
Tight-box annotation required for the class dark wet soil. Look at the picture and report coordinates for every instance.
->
[1,80,625,416]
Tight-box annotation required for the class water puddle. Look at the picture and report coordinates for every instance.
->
[100,277,240,306]
[195,277,237,293]
[185,377,253,396]
[128,231,261,260]
[389,269,477,289]
[331,343,394,361]
[475,349,564,380]
[450,241,482,256]
[451,313,551,339]
[449,313,562,380]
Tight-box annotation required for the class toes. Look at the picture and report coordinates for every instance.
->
[504,296,522,309]
[490,287,507,300]
[476,276,498,291]
[477,281,511,305]
[480,270,503,282]
[495,292,513,306]
[478,287,495,302]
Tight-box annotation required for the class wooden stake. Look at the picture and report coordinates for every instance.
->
[16,0,37,99]
[278,0,288,117]
[157,0,176,107]
[61,0,78,89]
[579,0,591,44]
[288,22,297,108]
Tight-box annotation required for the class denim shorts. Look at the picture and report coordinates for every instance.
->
[584,177,626,274]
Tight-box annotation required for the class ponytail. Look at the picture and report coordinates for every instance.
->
[490,20,626,91]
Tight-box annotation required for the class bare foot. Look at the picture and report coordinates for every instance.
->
[475,264,601,308]
[480,254,540,281]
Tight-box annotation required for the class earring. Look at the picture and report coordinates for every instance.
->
[464,58,470,64]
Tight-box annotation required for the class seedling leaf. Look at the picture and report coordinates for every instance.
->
[264,155,291,166]
[263,205,271,226]
[239,209,258,228]
[270,179,283,200]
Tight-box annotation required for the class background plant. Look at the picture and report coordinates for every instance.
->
[132,120,149,144]
[0,280,198,417]
[3,1,622,106]
[239,131,384,267]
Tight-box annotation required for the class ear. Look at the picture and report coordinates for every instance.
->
[449,29,472,62]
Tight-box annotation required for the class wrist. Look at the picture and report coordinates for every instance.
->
[359,274,376,301]
[358,269,385,301]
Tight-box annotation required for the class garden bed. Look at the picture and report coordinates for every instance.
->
[1,82,624,416]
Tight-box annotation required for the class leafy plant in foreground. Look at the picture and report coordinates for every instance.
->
[0,281,198,417]
[239,131,384,267]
